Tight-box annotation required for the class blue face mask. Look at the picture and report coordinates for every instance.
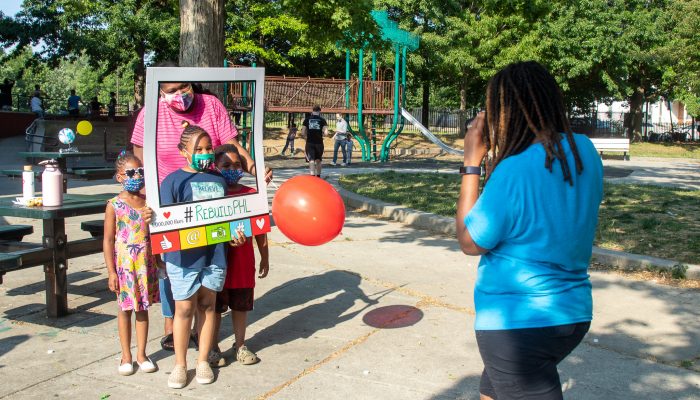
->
[220,168,244,185]
[122,177,144,192]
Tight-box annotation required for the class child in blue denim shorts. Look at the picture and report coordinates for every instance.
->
[159,124,246,389]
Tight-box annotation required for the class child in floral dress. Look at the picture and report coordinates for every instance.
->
[103,151,160,376]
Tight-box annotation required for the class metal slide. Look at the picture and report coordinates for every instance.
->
[400,108,464,155]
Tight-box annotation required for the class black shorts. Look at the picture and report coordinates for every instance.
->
[476,322,590,400]
[305,143,324,161]
[215,288,254,313]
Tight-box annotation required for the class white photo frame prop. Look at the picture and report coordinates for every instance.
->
[143,67,270,255]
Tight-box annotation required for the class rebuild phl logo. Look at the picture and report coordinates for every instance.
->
[149,214,271,255]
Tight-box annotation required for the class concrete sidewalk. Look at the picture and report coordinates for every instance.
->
[0,134,698,399]
[0,171,698,399]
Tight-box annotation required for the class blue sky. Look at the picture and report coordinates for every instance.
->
[0,1,22,17]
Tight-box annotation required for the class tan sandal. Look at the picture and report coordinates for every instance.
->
[236,345,259,365]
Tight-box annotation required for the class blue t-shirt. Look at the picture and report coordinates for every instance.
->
[68,95,81,110]
[160,169,227,270]
[465,134,603,330]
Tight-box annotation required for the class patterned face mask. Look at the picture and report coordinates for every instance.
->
[122,177,144,192]
[160,86,194,112]
[219,168,244,185]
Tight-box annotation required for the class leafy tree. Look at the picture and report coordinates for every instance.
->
[660,0,700,118]
[612,0,671,139]
[441,2,544,110]
[374,0,454,122]
[10,0,179,106]
[0,46,132,113]
[222,0,376,78]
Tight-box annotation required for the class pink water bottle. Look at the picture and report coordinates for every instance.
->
[40,159,63,206]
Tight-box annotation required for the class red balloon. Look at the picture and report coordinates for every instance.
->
[272,175,345,246]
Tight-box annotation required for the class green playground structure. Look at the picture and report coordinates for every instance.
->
[224,10,463,162]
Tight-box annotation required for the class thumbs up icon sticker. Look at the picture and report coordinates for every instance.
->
[161,235,173,251]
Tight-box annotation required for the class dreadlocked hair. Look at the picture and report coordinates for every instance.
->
[114,150,140,172]
[214,143,240,163]
[177,123,211,151]
[483,61,583,186]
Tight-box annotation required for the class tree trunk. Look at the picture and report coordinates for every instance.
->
[179,0,225,67]
[421,72,430,127]
[133,42,146,107]
[459,74,467,136]
[179,0,225,98]
[667,99,675,135]
[627,86,644,142]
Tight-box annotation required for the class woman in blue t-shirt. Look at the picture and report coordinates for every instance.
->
[456,61,604,400]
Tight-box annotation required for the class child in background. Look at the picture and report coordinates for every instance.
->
[210,144,269,367]
[103,151,159,376]
[108,91,117,120]
[281,122,297,157]
[159,124,246,389]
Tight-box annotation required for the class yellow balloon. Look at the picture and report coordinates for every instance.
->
[76,120,93,136]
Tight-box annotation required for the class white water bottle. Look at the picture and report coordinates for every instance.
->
[40,160,63,207]
[22,165,35,200]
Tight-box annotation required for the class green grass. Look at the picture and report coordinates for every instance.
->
[631,142,700,159]
[339,172,700,264]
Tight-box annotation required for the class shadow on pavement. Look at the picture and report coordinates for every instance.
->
[428,374,482,400]
[6,270,101,296]
[226,270,380,351]
[589,276,699,365]
[0,334,31,369]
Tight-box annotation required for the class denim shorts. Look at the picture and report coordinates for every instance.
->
[165,261,225,301]
[476,321,590,400]
[159,277,175,318]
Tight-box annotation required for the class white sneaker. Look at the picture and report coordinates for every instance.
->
[118,361,135,376]
[330,162,337,166]
[341,163,347,166]
[137,357,157,373]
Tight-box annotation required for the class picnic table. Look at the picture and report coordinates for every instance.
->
[18,151,103,172]
[17,151,104,191]
[0,193,113,317]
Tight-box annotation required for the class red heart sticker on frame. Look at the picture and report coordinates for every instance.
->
[163,212,171,219]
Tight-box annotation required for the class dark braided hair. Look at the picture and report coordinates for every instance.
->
[114,150,140,174]
[483,61,583,186]
[177,122,211,151]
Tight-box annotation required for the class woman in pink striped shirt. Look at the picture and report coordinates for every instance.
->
[131,80,268,352]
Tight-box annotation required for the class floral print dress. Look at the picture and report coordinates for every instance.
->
[110,196,159,311]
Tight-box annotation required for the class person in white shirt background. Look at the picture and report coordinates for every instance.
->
[331,113,350,166]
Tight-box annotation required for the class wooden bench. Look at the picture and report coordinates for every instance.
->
[0,253,23,284]
[0,225,34,241]
[71,167,116,180]
[0,169,40,179]
[590,138,630,160]
[81,220,104,237]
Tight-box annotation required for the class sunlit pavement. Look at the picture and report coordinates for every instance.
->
[0,136,698,399]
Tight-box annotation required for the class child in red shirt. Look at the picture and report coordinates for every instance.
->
[210,144,269,366]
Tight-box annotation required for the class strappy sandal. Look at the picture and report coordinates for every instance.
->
[160,333,174,351]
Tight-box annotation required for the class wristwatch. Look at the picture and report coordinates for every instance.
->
[459,166,482,175]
